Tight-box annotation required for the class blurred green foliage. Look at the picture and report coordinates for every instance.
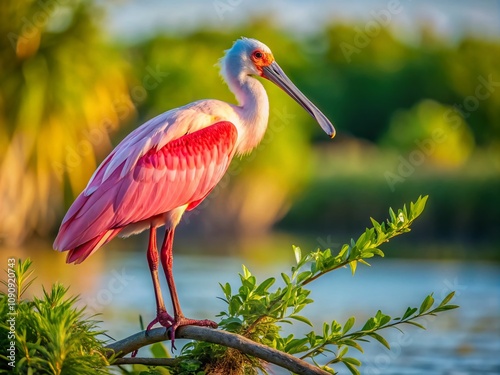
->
[0,0,132,245]
[0,2,499,247]
[317,24,500,145]
[381,99,475,168]
[282,162,500,249]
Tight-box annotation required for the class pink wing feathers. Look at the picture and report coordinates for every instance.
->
[54,121,238,264]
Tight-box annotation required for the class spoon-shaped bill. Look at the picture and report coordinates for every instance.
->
[261,61,336,138]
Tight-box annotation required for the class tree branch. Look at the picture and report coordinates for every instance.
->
[106,326,330,375]
[113,357,180,366]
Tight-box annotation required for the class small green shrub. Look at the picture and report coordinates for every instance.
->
[0,259,111,375]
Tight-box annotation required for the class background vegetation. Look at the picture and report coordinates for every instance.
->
[0,2,498,250]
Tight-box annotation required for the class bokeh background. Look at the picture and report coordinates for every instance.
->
[1,1,499,374]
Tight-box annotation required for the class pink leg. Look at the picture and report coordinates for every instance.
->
[160,227,217,349]
[146,226,174,330]
[132,227,174,357]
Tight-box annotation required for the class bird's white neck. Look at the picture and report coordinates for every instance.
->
[224,70,270,155]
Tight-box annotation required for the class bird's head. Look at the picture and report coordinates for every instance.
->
[221,37,274,77]
[221,37,336,138]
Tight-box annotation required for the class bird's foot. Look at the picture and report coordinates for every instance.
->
[131,311,176,357]
[146,310,175,332]
[168,316,218,350]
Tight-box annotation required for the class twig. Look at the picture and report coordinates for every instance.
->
[106,326,330,375]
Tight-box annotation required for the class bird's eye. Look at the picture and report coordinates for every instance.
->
[253,51,263,59]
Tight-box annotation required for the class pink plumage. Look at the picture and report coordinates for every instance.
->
[53,37,335,348]
[54,121,237,263]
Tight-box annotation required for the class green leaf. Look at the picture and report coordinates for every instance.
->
[419,294,435,314]
[405,320,426,330]
[368,332,391,350]
[343,316,355,334]
[323,322,330,338]
[281,272,291,285]
[370,248,385,257]
[338,346,349,358]
[342,357,362,366]
[285,338,309,354]
[402,307,418,320]
[349,260,357,276]
[246,275,257,288]
[228,296,242,315]
[219,282,232,298]
[242,264,251,279]
[433,304,460,312]
[338,244,350,258]
[321,366,336,375]
[220,317,243,331]
[358,259,371,267]
[307,331,318,346]
[370,217,380,230]
[362,317,377,331]
[389,207,397,222]
[342,339,364,353]
[289,315,313,327]
[330,320,342,334]
[310,261,317,273]
[255,277,275,294]
[342,357,362,375]
[343,361,361,375]
[150,342,169,358]
[297,271,312,284]
[411,195,429,219]
[438,291,455,307]
[322,248,332,259]
[294,246,302,264]
[378,313,391,327]
[294,303,306,314]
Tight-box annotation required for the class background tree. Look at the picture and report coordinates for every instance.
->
[0,0,132,245]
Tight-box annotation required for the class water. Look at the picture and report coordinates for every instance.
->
[4,236,500,374]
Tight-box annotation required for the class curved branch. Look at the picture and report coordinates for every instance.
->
[113,357,180,366]
[106,326,330,375]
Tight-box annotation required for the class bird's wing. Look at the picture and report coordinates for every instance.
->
[54,120,238,251]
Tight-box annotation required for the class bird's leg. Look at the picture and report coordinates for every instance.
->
[146,226,174,331]
[160,227,217,349]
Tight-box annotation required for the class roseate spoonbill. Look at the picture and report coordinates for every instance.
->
[53,37,335,346]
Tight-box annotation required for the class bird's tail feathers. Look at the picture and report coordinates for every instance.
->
[66,229,121,264]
